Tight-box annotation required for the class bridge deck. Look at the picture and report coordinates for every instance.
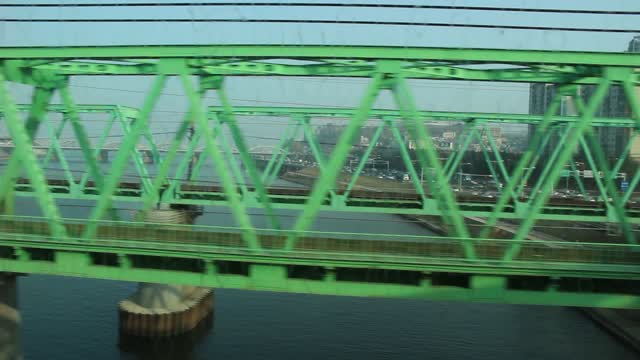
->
[1,218,638,276]
[0,217,638,308]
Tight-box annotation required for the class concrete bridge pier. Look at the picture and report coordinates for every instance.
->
[139,150,154,164]
[97,149,109,163]
[0,273,21,360]
[119,207,212,337]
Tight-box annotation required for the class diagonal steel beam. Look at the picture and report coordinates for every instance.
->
[0,86,54,204]
[387,119,426,200]
[265,123,301,186]
[343,121,387,199]
[60,86,106,193]
[84,74,167,239]
[116,110,153,193]
[391,75,474,258]
[262,122,296,182]
[180,73,260,250]
[44,118,75,187]
[479,87,569,239]
[286,71,384,250]
[0,75,66,238]
[41,115,67,167]
[78,110,117,190]
[503,79,612,260]
[212,80,281,230]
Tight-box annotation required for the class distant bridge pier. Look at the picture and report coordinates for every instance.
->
[191,152,201,168]
[97,149,110,163]
[0,147,12,159]
[0,273,21,360]
[119,206,212,337]
[139,150,154,164]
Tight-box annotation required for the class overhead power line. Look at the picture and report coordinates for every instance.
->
[1,18,637,33]
[1,2,639,16]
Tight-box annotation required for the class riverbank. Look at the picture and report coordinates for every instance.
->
[581,309,640,353]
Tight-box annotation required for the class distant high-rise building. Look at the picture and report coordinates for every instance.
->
[527,83,573,159]
[528,36,639,162]
[628,35,640,52]
[578,84,631,160]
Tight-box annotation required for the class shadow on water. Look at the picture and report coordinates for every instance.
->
[118,314,214,360]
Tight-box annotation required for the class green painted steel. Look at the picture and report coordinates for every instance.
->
[0,45,639,307]
[0,215,638,308]
[1,105,639,224]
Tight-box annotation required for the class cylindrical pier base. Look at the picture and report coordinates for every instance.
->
[118,208,212,337]
[119,286,213,337]
[0,273,21,360]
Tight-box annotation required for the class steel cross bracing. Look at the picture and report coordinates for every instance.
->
[2,105,638,226]
[0,45,639,308]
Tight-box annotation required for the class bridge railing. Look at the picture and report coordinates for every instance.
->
[0,215,638,271]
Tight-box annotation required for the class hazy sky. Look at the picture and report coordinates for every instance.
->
[1,0,639,145]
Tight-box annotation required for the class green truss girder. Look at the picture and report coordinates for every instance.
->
[0,216,639,308]
[3,104,640,226]
[3,45,640,86]
[1,46,639,305]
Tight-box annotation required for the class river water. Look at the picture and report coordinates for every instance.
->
[5,155,639,359]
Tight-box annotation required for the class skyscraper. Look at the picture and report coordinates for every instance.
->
[628,35,640,52]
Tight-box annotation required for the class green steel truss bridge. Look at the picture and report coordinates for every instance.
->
[0,45,639,308]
